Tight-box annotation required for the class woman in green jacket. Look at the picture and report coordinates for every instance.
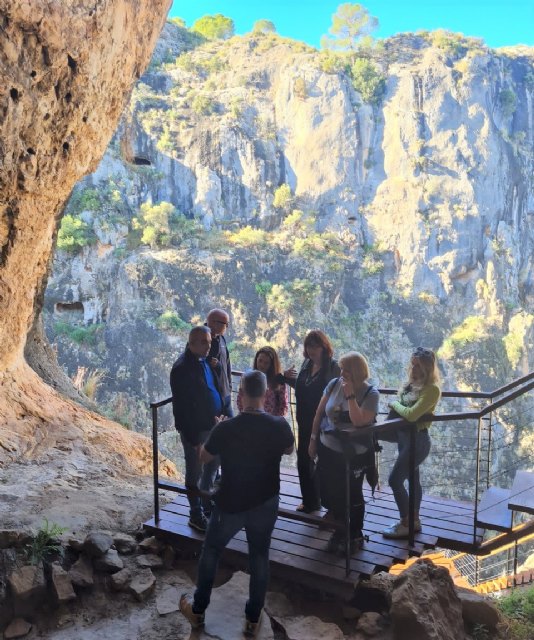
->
[382,347,441,539]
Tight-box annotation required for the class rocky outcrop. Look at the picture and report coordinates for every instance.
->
[0,1,178,478]
[42,29,534,438]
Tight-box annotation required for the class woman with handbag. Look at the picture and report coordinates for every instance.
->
[308,352,379,554]
[381,347,441,539]
[283,330,340,513]
[236,346,288,416]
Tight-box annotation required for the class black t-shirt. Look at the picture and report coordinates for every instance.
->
[204,412,294,513]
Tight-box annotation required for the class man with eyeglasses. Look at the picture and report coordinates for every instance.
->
[205,308,233,417]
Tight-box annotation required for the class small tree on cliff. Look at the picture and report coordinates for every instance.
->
[252,19,276,35]
[321,3,378,52]
[192,14,235,40]
[133,201,175,248]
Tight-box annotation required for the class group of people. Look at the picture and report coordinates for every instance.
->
[170,308,441,636]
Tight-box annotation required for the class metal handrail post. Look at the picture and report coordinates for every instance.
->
[486,410,493,489]
[473,416,483,545]
[152,405,160,524]
[408,425,416,548]
[345,455,351,576]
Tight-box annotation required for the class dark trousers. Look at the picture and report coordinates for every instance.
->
[193,495,279,622]
[297,422,320,510]
[318,441,365,538]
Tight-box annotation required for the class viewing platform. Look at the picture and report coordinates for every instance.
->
[145,371,534,595]
[144,466,486,596]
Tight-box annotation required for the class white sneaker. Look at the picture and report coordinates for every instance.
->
[382,520,421,539]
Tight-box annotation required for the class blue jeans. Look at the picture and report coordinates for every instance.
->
[388,428,431,518]
[180,431,219,515]
[193,494,279,622]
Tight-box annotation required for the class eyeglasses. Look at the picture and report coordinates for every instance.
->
[214,319,229,327]
[412,347,434,360]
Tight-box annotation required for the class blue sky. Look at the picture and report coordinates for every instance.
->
[169,1,534,49]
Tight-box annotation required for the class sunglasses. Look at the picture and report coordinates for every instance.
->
[412,347,434,360]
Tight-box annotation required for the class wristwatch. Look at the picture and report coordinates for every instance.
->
[310,433,317,441]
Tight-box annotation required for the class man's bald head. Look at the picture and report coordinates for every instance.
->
[206,308,230,336]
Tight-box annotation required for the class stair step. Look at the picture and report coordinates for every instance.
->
[476,487,513,532]
[508,470,534,515]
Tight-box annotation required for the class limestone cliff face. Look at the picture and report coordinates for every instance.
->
[0,1,174,473]
[44,27,534,432]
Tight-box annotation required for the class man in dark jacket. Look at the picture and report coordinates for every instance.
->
[170,326,226,532]
[205,308,233,417]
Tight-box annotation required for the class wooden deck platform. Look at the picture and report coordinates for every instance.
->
[144,466,483,595]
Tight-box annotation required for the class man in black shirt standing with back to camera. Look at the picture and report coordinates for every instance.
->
[180,369,294,638]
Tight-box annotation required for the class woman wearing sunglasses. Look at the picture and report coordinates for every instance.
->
[382,347,441,539]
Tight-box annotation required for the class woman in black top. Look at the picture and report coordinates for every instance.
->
[283,330,340,512]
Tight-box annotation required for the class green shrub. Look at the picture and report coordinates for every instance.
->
[293,77,307,100]
[496,585,534,640]
[57,214,96,253]
[362,252,384,275]
[54,321,103,346]
[156,311,190,334]
[266,279,319,314]
[68,187,101,214]
[133,201,175,248]
[273,183,293,210]
[350,58,385,105]
[26,519,66,565]
[499,88,517,118]
[191,94,215,115]
[319,50,349,74]
[439,316,489,359]
[225,226,268,248]
[192,14,234,40]
[255,281,273,297]
[167,17,186,28]
[252,19,276,35]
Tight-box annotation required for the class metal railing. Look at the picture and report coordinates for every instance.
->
[149,371,534,576]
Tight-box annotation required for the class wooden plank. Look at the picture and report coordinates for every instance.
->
[508,471,534,516]
[476,487,513,532]
[145,516,360,585]
[158,501,381,575]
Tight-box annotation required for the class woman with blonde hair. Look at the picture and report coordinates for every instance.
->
[308,352,379,554]
[237,347,288,416]
[382,347,441,539]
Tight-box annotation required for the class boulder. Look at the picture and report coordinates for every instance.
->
[156,585,181,615]
[4,618,32,639]
[109,568,132,592]
[161,544,176,569]
[51,563,76,603]
[264,591,295,618]
[112,533,137,555]
[390,559,466,640]
[68,556,94,588]
[201,572,274,639]
[129,568,156,601]
[456,588,502,629]
[83,532,113,558]
[0,530,31,550]
[94,549,124,573]
[136,553,163,569]
[67,537,85,552]
[275,615,344,640]
[356,611,389,637]
[8,564,46,601]
[139,536,162,554]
